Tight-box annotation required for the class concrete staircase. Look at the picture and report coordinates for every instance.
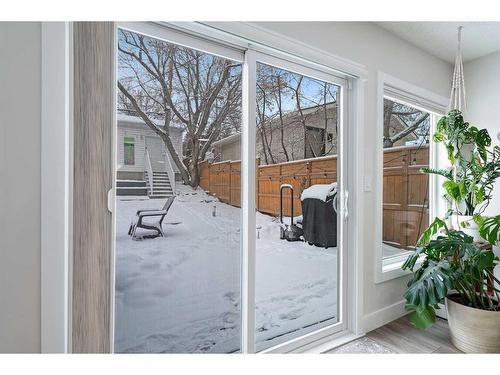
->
[116,179,148,196]
[145,171,173,199]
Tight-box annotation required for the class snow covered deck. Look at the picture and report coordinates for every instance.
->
[114,186,338,353]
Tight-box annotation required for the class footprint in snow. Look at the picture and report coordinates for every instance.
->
[279,307,305,321]
[219,311,239,324]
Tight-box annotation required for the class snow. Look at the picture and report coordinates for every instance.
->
[114,185,338,353]
[300,183,337,202]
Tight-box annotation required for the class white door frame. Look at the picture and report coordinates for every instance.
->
[41,21,72,353]
[41,20,366,354]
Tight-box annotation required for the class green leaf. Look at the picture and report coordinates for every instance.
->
[458,180,467,197]
[446,144,456,164]
[402,246,425,271]
[404,259,451,311]
[443,180,462,201]
[473,214,485,226]
[436,116,447,133]
[433,132,444,143]
[480,215,500,245]
[417,217,446,247]
[421,167,452,180]
[409,306,436,330]
[478,250,495,270]
[474,186,485,205]
[476,128,492,148]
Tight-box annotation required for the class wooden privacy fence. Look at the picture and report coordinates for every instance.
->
[199,144,429,249]
[383,145,429,249]
[199,156,336,217]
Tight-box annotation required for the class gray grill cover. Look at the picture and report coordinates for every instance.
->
[301,193,337,248]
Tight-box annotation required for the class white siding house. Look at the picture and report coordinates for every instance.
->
[117,114,183,180]
[116,114,184,198]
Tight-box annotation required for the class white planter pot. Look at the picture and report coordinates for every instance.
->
[452,215,482,242]
[446,296,500,353]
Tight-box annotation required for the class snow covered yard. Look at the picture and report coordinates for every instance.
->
[114,186,338,353]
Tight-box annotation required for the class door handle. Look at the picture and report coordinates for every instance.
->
[107,188,114,214]
[343,190,349,220]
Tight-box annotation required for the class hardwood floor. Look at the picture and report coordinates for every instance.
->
[329,315,461,353]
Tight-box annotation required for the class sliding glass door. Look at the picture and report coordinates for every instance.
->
[252,54,347,351]
[113,23,349,353]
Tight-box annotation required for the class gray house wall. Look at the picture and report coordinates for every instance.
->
[218,138,241,161]
[214,104,337,164]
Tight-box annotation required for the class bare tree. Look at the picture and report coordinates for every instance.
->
[117,30,241,187]
[274,74,290,162]
[255,64,339,164]
[383,99,430,148]
[256,81,275,164]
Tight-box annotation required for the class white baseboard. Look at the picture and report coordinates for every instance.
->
[362,299,408,333]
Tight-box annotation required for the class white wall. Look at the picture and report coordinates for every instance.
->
[0,22,42,352]
[464,51,500,216]
[211,21,453,331]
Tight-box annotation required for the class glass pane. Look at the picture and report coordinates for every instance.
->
[114,29,242,353]
[382,97,430,262]
[253,62,340,351]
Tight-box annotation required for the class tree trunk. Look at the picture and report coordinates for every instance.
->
[189,163,201,188]
[277,76,290,162]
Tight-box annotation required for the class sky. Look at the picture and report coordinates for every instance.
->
[117,28,340,120]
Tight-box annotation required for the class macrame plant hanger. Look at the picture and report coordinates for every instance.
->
[449,26,467,113]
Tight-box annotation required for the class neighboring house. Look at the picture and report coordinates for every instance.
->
[116,114,184,198]
[212,102,338,164]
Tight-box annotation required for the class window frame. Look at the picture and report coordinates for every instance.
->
[374,72,449,284]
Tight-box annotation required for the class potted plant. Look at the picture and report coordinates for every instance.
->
[422,110,500,241]
[402,217,500,352]
[402,110,500,353]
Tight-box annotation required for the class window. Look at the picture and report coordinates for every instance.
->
[124,136,135,165]
[254,59,343,351]
[376,76,448,281]
[382,97,430,264]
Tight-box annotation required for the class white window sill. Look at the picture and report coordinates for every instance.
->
[375,244,422,283]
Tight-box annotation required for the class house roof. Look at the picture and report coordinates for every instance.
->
[212,132,241,147]
[117,113,183,133]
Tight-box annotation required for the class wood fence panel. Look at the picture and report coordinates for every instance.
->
[198,145,429,248]
[230,161,241,207]
[406,147,429,248]
[209,161,231,203]
[382,145,429,249]
[383,148,407,248]
[199,160,210,191]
